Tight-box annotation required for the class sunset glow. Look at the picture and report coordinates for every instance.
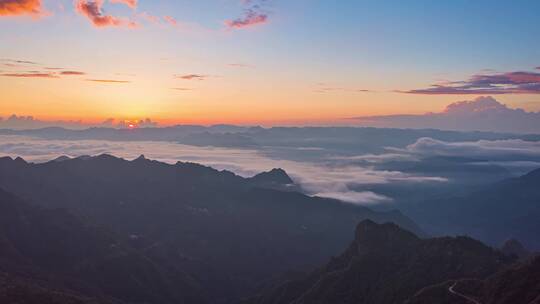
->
[1,1,539,126]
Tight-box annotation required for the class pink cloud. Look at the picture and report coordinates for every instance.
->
[75,0,138,28]
[225,0,270,29]
[226,8,268,29]
[139,11,160,24]
[401,69,540,95]
[163,15,177,26]
[109,0,137,9]
[0,0,43,17]
[60,70,86,76]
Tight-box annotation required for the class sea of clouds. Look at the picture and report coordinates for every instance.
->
[1,135,540,205]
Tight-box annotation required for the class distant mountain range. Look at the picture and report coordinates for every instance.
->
[1,126,539,153]
[0,155,421,303]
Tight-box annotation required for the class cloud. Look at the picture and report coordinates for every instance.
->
[353,96,540,134]
[315,191,391,205]
[75,0,137,28]
[226,9,267,29]
[226,0,269,29]
[314,83,371,93]
[109,0,136,9]
[85,78,131,83]
[1,72,58,78]
[116,118,157,128]
[402,69,540,95]
[60,70,86,76]
[1,58,38,65]
[399,137,540,160]
[175,74,209,80]
[163,15,177,26]
[171,87,192,91]
[228,63,251,68]
[0,115,156,130]
[0,134,445,205]
[0,0,43,17]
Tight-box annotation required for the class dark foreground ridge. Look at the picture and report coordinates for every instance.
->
[0,155,421,304]
[243,220,515,304]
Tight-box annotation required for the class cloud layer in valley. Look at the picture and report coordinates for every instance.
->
[354,96,540,134]
[0,135,447,205]
[400,137,540,161]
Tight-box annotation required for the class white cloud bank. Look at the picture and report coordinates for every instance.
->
[400,137,540,160]
[354,96,540,134]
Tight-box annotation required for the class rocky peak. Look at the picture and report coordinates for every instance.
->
[250,168,294,185]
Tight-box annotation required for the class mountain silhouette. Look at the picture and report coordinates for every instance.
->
[245,220,510,304]
[409,254,540,304]
[399,167,540,249]
[0,188,205,304]
[0,155,421,303]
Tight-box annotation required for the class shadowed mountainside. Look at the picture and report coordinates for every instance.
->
[0,188,205,304]
[399,167,540,249]
[409,254,540,304]
[0,155,421,303]
[244,220,511,304]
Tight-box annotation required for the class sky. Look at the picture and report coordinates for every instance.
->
[1,0,540,126]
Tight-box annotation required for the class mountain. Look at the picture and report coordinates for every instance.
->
[2,126,539,153]
[244,220,510,304]
[0,188,205,304]
[397,167,540,250]
[248,168,300,192]
[408,255,540,304]
[0,155,421,303]
[501,239,531,259]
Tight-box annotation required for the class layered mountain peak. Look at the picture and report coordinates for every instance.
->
[132,154,148,163]
[521,167,540,182]
[354,220,420,252]
[52,155,71,162]
[249,220,509,304]
[250,168,294,185]
[501,238,531,259]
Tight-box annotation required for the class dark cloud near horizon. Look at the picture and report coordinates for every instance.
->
[353,96,540,134]
[1,58,39,65]
[85,78,131,83]
[175,74,209,80]
[402,70,540,95]
[314,82,371,93]
[1,72,58,78]
[60,70,86,76]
